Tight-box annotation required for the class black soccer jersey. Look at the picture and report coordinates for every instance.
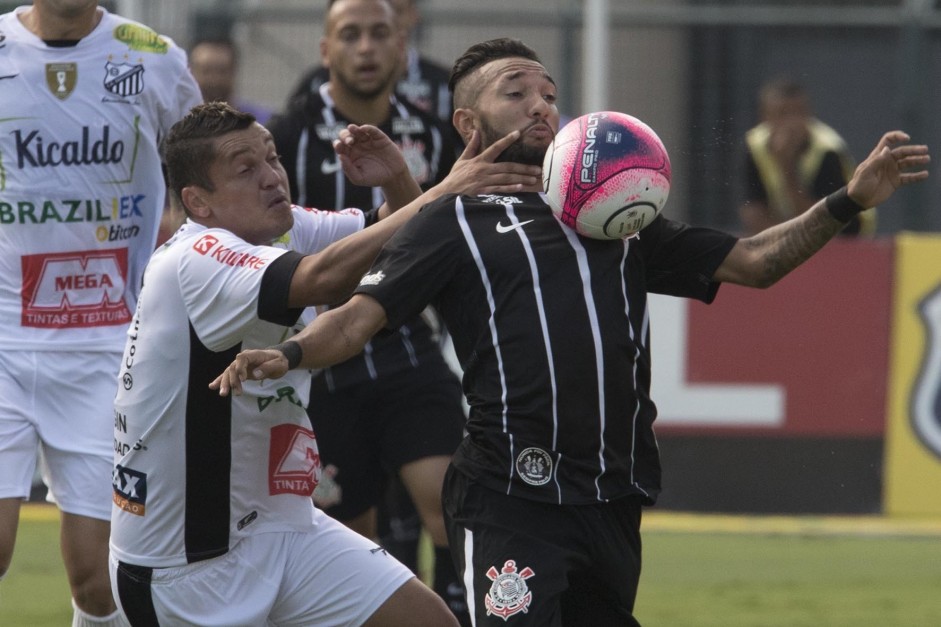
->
[267,83,457,211]
[284,48,454,128]
[354,192,738,505]
[266,82,458,386]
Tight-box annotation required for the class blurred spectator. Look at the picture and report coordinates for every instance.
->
[189,35,273,124]
[739,77,876,236]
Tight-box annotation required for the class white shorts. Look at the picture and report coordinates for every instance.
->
[0,349,119,520]
[110,510,415,626]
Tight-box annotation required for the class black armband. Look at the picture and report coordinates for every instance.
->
[272,340,303,370]
[825,187,866,223]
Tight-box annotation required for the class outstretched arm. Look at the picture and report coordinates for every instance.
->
[210,294,387,396]
[285,129,542,307]
[715,130,930,287]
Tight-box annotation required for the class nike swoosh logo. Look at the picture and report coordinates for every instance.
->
[321,158,341,175]
[495,219,534,234]
[0,74,18,80]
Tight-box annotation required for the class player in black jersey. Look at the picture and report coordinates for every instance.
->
[214,39,930,626]
[284,0,458,142]
[266,0,467,621]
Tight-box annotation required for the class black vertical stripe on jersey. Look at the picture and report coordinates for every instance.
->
[184,325,238,563]
[116,562,159,626]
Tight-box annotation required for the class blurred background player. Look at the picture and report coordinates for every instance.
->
[739,76,876,236]
[265,0,468,622]
[189,35,273,125]
[285,0,454,131]
[0,1,201,625]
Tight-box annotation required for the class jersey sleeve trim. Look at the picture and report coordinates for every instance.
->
[258,251,305,326]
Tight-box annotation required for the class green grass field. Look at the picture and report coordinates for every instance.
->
[2,506,941,626]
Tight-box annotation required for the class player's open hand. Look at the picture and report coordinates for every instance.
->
[440,130,542,195]
[847,130,930,208]
[208,348,291,397]
[333,124,408,187]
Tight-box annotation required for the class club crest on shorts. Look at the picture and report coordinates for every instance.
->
[485,559,534,620]
[516,447,552,486]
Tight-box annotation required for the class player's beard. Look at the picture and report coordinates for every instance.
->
[479,118,550,166]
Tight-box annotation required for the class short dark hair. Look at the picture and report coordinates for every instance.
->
[448,38,542,95]
[162,102,256,214]
[190,36,239,65]
[759,77,807,104]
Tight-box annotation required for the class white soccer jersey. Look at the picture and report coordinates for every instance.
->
[111,207,364,568]
[0,7,201,352]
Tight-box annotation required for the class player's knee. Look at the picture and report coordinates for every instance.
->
[70,570,117,616]
[0,540,14,579]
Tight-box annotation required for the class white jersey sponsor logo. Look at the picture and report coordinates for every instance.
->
[21,249,130,328]
[269,424,321,497]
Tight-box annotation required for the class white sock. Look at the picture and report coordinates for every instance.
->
[71,599,131,627]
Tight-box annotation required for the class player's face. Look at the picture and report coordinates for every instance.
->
[190,43,236,103]
[322,0,404,101]
[35,0,98,17]
[201,124,294,245]
[473,58,560,166]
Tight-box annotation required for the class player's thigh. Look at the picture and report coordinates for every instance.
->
[36,351,118,520]
[398,455,451,539]
[559,497,644,625]
[0,350,41,501]
[379,367,465,472]
[308,378,385,521]
[274,511,417,626]
[112,546,278,627]
[442,467,571,627]
[363,577,458,627]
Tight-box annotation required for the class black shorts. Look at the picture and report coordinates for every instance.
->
[307,363,465,520]
[442,466,644,627]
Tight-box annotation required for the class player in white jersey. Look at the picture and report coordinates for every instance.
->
[108,103,540,625]
[0,2,201,625]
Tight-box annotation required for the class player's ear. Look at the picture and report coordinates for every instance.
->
[452,108,477,145]
[319,37,329,68]
[182,186,210,219]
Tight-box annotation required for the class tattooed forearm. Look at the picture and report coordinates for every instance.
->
[741,205,845,287]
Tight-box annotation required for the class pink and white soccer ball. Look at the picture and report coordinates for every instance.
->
[543,111,671,239]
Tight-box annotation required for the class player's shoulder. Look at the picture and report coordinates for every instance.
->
[390,95,450,132]
[463,192,544,208]
[416,56,452,82]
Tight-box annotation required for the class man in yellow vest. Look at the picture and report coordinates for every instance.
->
[740,78,876,236]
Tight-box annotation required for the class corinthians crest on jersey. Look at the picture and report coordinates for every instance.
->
[104,58,144,98]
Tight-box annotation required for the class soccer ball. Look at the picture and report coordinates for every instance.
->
[543,111,671,239]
